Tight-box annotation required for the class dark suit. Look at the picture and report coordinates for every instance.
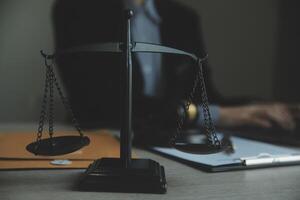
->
[53,0,224,143]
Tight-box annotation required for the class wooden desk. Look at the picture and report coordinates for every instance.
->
[0,123,300,200]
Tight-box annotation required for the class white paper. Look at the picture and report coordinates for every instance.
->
[152,134,300,167]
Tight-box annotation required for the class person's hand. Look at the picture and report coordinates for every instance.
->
[218,104,296,130]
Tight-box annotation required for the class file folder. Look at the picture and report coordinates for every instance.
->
[0,130,121,170]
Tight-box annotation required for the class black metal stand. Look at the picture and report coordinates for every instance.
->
[78,10,167,194]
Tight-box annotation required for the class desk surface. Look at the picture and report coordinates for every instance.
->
[0,123,300,200]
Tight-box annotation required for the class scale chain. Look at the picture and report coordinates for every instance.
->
[36,55,84,144]
[49,65,84,137]
[48,64,54,138]
[36,66,51,143]
[171,59,221,147]
[198,62,220,147]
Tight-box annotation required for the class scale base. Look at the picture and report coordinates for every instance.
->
[78,158,167,194]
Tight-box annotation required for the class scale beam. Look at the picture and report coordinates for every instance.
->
[41,43,208,64]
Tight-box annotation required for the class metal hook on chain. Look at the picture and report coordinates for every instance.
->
[40,50,55,67]
[197,54,208,66]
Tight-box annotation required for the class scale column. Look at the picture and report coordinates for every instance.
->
[120,10,134,168]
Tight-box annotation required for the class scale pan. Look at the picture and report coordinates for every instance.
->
[173,142,228,154]
[26,136,90,156]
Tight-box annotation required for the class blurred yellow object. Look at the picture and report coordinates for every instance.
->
[187,103,197,121]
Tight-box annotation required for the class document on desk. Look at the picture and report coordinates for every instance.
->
[152,134,300,172]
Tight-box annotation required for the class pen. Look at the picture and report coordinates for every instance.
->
[240,153,300,166]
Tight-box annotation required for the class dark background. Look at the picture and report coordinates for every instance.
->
[0,0,299,122]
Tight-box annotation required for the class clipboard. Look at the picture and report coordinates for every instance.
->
[151,134,300,172]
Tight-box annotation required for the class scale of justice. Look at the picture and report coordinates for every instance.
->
[26,10,230,194]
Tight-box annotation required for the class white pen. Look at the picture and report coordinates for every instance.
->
[240,153,300,166]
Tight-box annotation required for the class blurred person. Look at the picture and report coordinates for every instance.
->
[53,0,299,144]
